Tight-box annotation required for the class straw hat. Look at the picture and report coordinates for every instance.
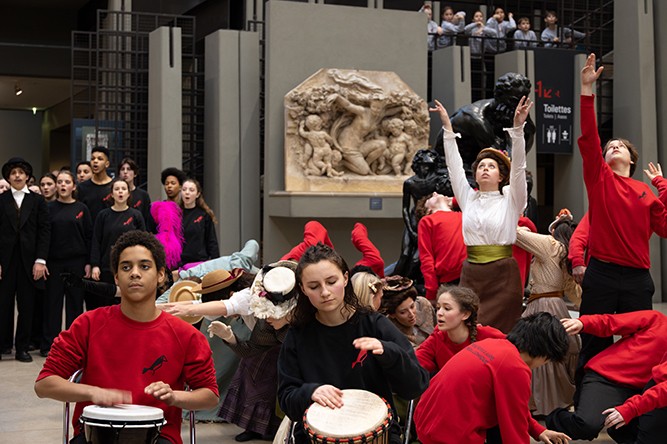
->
[248,260,298,319]
[168,280,203,324]
[192,268,244,295]
[381,275,414,293]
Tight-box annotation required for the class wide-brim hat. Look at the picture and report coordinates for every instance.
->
[549,208,573,233]
[192,268,243,295]
[167,280,203,324]
[476,148,511,173]
[249,260,298,320]
[2,157,33,181]
[381,275,414,293]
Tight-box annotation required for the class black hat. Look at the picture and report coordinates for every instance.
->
[2,157,33,181]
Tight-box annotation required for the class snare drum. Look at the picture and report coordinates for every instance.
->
[303,389,392,444]
[79,404,166,444]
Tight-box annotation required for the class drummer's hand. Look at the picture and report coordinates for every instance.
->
[90,387,132,406]
[311,385,344,409]
[353,337,384,355]
[145,381,176,406]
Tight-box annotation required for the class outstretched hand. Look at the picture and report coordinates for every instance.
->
[428,100,453,132]
[561,318,583,335]
[644,162,663,182]
[581,53,604,94]
[603,407,626,430]
[513,96,533,127]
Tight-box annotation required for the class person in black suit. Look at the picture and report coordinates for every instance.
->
[0,157,50,362]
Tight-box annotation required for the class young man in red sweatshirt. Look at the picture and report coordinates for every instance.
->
[35,231,219,444]
[575,54,667,387]
[547,310,667,442]
[414,313,571,444]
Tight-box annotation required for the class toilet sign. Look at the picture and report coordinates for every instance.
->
[534,48,577,154]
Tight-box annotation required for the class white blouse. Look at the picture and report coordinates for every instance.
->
[442,124,527,246]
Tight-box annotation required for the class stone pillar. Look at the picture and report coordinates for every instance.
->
[614,0,660,301]
[147,26,182,201]
[204,30,261,255]
[656,0,667,302]
[430,45,471,143]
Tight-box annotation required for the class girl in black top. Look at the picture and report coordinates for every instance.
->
[90,178,145,306]
[43,171,92,354]
[118,157,154,231]
[179,178,219,267]
[39,173,57,203]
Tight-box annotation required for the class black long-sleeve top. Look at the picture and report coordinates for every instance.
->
[130,187,155,233]
[77,179,113,224]
[90,207,146,271]
[47,200,92,261]
[278,311,430,444]
[180,207,219,265]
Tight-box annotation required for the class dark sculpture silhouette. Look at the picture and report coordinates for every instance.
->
[433,72,536,186]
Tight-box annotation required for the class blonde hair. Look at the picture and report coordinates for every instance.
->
[351,272,382,310]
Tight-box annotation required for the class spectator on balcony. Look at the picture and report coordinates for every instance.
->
[513,17,538,49]
[541,10,585,48]
[437,7,465,49]
[485,7,516,53]
[464,11,498,57]
[420,4,442,52]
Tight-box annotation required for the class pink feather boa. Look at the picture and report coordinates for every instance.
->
[150,201,184,269]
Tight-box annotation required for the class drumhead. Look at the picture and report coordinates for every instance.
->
[305,389,391,439]
[81,404,166,428]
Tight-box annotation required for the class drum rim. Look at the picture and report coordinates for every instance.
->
[80,417,167,429]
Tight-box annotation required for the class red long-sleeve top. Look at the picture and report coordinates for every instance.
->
[579,95,667,269]
[417,211,466,300]
[616,354,667,423]
[568,211,590,268]
[351,222,385,277]
[513,216,537,287]
[582,311,667,389]
[415,325,505,374]
[415,339,545,444]
[281,220,334,261]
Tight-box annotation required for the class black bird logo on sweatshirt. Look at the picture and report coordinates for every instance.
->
[143,355,168,375]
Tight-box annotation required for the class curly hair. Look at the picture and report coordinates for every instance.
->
[291,243,368,328]
[110,230,166,274]
[160,167,187,186]
[438,285,480,342]
[380,285,418,315]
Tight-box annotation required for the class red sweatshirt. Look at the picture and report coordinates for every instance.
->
[514,217,537,287]
[415,339,545,444]
[415,325,505,374]
[37,306,218,444]
[616,353,667,423]
[579,95,667,269]
[582,311,667,389]
[417,211,466,300]
[568,212,590,268]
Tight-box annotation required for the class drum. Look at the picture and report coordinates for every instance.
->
[303,389,392,444]
[79,404,166,444]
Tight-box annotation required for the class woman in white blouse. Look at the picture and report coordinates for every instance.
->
[429,96,532,333]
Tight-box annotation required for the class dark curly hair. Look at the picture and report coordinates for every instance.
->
[380,286,418,316]
[493,72,532,111]
[291,243,369,328]
[438,285,480,342]
[110,230,166,274]
[160,167,187,186]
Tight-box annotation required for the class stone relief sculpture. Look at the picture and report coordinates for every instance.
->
[284,69,429,192]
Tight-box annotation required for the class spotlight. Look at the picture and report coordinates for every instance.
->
[15,83,23,96]
[32,107,37,115]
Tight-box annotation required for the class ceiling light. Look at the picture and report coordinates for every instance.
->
[15,83,23,96]
[32,107,37,115]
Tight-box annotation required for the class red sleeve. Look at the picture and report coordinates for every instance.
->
[37,314,91,382]
[281,220,333,261]
[581,311,659,338]
[569,212,590,268]
[649,197,667,238]
[528,415,547,440]
[183,327,219,397]
[616,380,667,423]
[514,217,537,287]
[578,95,606,188]
[415,331,439,374]
[417,218,438,300]
[652,177,667,207]
[351,223,385,278]
[495,357,533,442]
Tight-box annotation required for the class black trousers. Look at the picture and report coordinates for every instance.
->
[547,371,640,442]
[43,256,86,351]
[576,258,654,397]
[0,246,36,352]
[633,379,667,444]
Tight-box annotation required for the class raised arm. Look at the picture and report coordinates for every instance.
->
[507,96,531,215]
